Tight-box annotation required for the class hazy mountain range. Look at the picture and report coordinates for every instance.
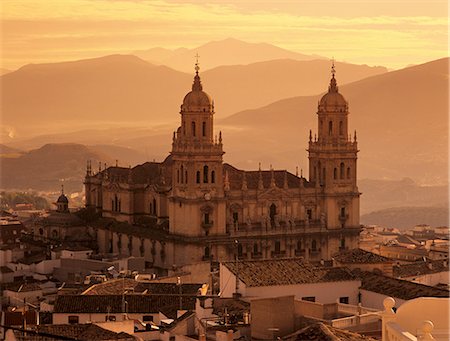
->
[0,55,386,138]
[133,38,327,72]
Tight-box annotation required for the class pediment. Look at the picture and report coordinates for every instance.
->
[259,187,289,199]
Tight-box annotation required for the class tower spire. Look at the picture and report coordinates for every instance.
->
[329,58,338,93]
[192,53,202,91]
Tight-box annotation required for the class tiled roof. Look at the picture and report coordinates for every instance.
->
[54,294,196,316]
[396,235,421,245]
[99,156,173,186]
[333,249,391,264]
[19,323,135,341]
[393,259,449,278]
[356,270,450,300]
[222,259,356,287]
[83,279,202,296]
[223,163,313,190]
[292,322,377,341]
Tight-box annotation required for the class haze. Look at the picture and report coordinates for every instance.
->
[2,0,448,70]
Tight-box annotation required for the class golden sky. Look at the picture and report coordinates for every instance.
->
[1,0,448,70]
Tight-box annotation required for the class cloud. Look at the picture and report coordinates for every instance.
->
[1,0,447,69]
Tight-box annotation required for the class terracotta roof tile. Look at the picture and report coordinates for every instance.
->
[54,294,196,316]
[20,323,135,341]
[292,322,377,341]
[223,259,356,287]
[356,270,449,300]
[333,249,391,264]
[393,259,449,278]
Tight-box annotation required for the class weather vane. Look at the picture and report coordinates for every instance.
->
[331,57,336,77]
[195,53,200,73]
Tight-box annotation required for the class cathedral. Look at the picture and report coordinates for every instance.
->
[84,61,360,270]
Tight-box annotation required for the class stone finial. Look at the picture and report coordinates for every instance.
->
[115,159,118,167]
[258,166,264,190]
[99,162,102,173]
[383,297,395,314]
[309,130,312,142]
[224,170,230,191]
[354,130,357,142]
[270,167,276,188]
[86,160,91,176]
[420,320,435,341]
[241,172,248,191]
[173,131,176,142]
[295,166,299,177]
[219,131,222,144]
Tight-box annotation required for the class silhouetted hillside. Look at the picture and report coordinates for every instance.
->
[0,144,113,192]
[222,58,449,184]
[133,38,326,72]
[1,55,386,138]
[361,207,449,229]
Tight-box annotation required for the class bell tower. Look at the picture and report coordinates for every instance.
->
[308,62,359,231]
[169,57,226,237]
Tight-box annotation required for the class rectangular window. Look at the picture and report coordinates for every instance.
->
[306,209,312,220]
[339,297,349,304]
[68,316,79,324]
[302,296,315,302]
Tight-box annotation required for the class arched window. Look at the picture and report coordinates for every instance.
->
[237,243,243,258]
[347,167,351,179]
[149,202,153,214]
[191,121,196,137]
[180,165,184,184]
[311,240,317,252]
[269,204,277,222]
[185,170,188,184]
[328,121,333,135]
[204,246,210,258]
[340,237,346,249]
[297,240,302,250]
[275,241,281,253]
[203,165,209,183]
[253,243,258,255]
[202,121,206,137]
[153,198,157,215]
[196,171,200,184]
[52,230,58,238]
[334,168,337,180]
[211,170,215,183]
[118,200,121,212]
[177,169,180,183]
[340,162,345,179]
[339,121,343,135]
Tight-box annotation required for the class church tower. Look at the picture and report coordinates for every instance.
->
[308,63,360,232]
[169,59,226,237]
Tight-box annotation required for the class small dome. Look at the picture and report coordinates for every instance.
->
[57,193,69,204]
[319,72,347,110]
[181,64,213,111]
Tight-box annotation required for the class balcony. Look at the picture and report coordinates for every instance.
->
[201,221,214,229]
[339,214,349,222]
[251,252,263,259]
[271,251,286,258]
[295,249,306,257]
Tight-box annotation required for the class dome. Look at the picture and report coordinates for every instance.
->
[57,193,69,204]
[319,73,347,110]
[181,65,213,110]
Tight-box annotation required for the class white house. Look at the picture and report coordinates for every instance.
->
[219,258,361,304]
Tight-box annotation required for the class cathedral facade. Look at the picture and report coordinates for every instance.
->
[84,62,360,270]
